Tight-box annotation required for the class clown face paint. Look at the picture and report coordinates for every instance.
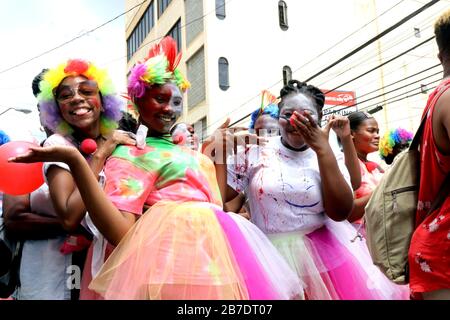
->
[136,83,183,136]
[56,76,103,135]
[279,93,319,150]
[171,122,200,151]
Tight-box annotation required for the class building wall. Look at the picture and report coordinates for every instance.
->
[125,0,447,140]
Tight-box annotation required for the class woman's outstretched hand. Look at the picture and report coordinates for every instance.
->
[8,145,79,165]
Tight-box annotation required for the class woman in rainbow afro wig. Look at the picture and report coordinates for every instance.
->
[379,127,413,165]
[38,59,123,136]
[27,59,135,299]
[12,37,302,300]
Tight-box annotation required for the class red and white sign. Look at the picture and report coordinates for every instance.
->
[324,90,356,107]
[321,90,357,125]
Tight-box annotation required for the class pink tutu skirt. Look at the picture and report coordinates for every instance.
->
[267,219,410,300]
[88,201,303,300]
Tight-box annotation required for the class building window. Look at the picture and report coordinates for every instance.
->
[185,0,204,46]
[194,117,207,143]
[187,47,206,108]
[158,0,172,18]
[218,57,229,91]
[167,19,181,52]
[282,65,292,86]
[215,0,226,20]
[278,1,288,31]
[127,1,155,61]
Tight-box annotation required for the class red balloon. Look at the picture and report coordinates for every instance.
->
[0,141,44,195]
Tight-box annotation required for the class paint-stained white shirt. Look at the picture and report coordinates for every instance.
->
[228,136,351,234]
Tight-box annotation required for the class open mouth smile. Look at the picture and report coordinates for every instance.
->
[69,107,92,116]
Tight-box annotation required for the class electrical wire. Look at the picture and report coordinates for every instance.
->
[304,0,439,82]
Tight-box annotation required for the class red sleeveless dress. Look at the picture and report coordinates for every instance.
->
[408,78,450,297]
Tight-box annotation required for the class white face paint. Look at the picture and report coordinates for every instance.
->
[278,93,319,149]
[167,83,183,118]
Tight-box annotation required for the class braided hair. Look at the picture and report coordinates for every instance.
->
[279,80,325,117]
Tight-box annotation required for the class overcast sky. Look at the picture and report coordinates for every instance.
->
[0,0,127,141]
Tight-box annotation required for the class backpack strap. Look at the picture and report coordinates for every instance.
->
[408,114,427,151]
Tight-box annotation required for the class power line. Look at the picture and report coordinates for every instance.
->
[324,35,435,94]
[133,0,234,58]
[316,4,442,87]
[125,0,149,32]
[289,0,406,81]
[304,0,439,83]
[228,36,435,128]
[326,49,437,104]
[323,63,440,112]
[358,78,441,113]
[0,0,148,76]
[222,1,410,128]
[104,0,234,71]
[336,71,441,114]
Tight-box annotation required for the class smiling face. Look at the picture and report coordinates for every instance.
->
[135,83,183,136]
[55,75,102,136]
[352,118,380,155]
[278,93,319,149]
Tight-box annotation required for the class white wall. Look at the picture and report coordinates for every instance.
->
[201,0,447,139]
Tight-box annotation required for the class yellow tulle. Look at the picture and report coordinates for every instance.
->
[89,201,249,300]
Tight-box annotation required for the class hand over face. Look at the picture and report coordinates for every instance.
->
[290,111,330,153]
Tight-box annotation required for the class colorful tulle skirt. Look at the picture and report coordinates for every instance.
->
[267,219,410,300]
[88,201,303,300]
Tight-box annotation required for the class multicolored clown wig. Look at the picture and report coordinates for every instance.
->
[249,90,280,129]
[37,59,123,136]
[127,36,190,101]
[379,127,413,159]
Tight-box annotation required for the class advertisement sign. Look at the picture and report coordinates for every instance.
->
[321,90,357,125]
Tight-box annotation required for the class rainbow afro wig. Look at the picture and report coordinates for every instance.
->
[249,90,280,129]
[127,36,190,100]
[379,127,413,159]
[37,59,123,136]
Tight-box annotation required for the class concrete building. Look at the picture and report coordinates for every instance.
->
[124,0,449,141]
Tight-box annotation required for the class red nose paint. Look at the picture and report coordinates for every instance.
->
[173,133,187,145]
[289,114,297,127]
[80,139,97,154]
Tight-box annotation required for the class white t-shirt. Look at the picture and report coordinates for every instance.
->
[228,136,351,234]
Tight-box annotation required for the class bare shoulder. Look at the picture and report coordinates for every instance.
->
[434,87,450,120]
[432,87,450,155]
